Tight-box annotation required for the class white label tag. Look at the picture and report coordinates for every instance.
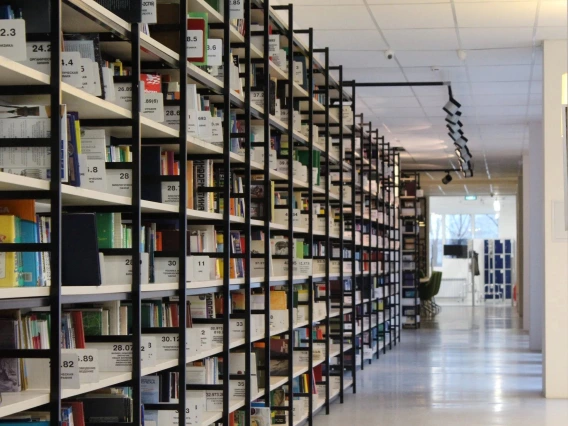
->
[61,51,82,87]
[106,169,132,196]
[164,106,181,131]
[0,19,26,61]
[206,39,222,66]
[229,0,244,19]
[60,352,80,389]
[187,30,204,59]
[251,91,264,109]
[78,155,106,192]
[229,318,245,340]
[80,58,95,94]
[73,349,100,383]
[188,109,199,136]
[114,83,133,110]
[91,61,103,97]
[197,111,212,140]
[24,42,50,73]
[192,256,211,281]
[268,35,279,55]
[102,67,115,102]
[161,181,179,205]
[211,117,223,145]
[143,92,164,122]
[141,336,156,366]
[294,62,303,84]
[156,333,180,360]
[141,0,157,24]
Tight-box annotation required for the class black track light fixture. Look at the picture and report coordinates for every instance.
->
[442,171,453,185]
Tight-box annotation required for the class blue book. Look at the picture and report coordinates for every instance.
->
[20,219,40,287]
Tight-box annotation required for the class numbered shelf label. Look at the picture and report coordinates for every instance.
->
[142,0,157,24]
[61,52,82,88]
[206,39,222,66]
[60,352,80,389]
[0,19,26,61]
[106,169,133,197]
[229,0,244,19]
[62,348,100,384]
[85,342,133,372]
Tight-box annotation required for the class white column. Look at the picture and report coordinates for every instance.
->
[542,39,568,398]
[521,153,531,332]
[528,123,544,353]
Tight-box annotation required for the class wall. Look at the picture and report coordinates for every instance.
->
[542,40,568,398]
[517,168,524,321]
[522,153,531,332]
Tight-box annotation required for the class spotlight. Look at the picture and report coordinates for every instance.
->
[453,136,468,149]
[462,169,474,178]
[460,160,473,172]
[445,113,461,125]
[442,171,453,185]
[447,121,463,133]
[455,145,473,162]
[443,97,462,115]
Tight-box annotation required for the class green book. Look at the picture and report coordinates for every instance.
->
[141,303,153,328]
[96,213,114,249]
[82,310,103,336]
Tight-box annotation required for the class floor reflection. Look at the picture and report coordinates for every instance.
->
[314,306,568,426]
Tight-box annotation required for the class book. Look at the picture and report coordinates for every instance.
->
[0,215,22,287]
[62,213,101,286]
[0,316,21,392]
[94,0,141,23]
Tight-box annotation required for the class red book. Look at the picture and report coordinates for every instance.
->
[63,401,85,426]
[313,364,323,382]
[166,151,175,175]
[71,311,86,349]
[187,17,206,63]
[170,303,179,327]
[140,73,162,93]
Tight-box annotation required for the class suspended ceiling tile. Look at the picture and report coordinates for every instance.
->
[396,50,464,67]
[342,67,407,82]
[357,86,415,97]
[412,85,450,97]
[371,107,427,117]
[363,96,422,108]
[468,65,532,82]
[330,50,400,68]
[291,6,377,30]
[470,81,530,95]
[459,27,535,49]
[314,30,388,51]
[369,4,455,30]
[381,29,460,50]
[464,48,534,66]
[403,66,469,83]
[455,2,538,28]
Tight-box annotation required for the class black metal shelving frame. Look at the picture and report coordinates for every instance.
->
[0,1,405,425]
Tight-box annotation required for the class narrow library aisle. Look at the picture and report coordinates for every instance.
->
[314,306,568,426]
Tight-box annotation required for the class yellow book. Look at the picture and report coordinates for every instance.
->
[270,290,287,310]
[0,215,21,287]
[74,120,82,154]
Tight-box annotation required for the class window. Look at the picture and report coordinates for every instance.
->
[445,214,472,244]
[429,213,444,267]
[474,214,499,239]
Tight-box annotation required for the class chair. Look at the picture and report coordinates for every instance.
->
[419,273,436,318]
[431,272,443,314]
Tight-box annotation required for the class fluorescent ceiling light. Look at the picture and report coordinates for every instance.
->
[493,199,501,212]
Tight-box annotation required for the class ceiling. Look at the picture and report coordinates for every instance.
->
[284,0,568,195]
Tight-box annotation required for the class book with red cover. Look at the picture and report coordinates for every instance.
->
[71,311,86,349]
[187,17,206,64]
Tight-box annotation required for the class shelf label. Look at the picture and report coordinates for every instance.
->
[197,111,212,140]
[156,333,180,360]
[114,83,133,110]
[229,318,245,340]
[188,109,199,136]
[24,42,51,73]
[78,155,106,192]
[101,66,115,102]
[141,336,156,366]
[210,117,223,145]
[143,92,164,122]
[206,39,222,66]
[192,256,211,281]
[205,391,223,412]
[61,51,82,88]
[142,0,157,24]
[161,181,179,205]
[251,91,264,109]
[91,61,103,97]
[73,348,100,383]
[80,57,95,94]
[0,19,26,61]
[229,0,244,19]
[187,30,204,60]
[297,259,312,276]
[294,61,303,84]
[60,352,80,389]
[106,168,133,197]
[268,34,279,55]
[102,253,150,286]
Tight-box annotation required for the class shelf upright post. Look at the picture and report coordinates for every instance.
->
[323,47,331,416]
[350,82,357,394]
[178,0,189,420]
[373,129,380,360]
[49,2,63,424]
[307,28,316,424]
[336,65,345,404]
[222,0,232,421]
[130,22,143,426]
[243,0,253,422]
[366,121,372,364]
[261,0,272,408]
[396,152,402,342]
[357,113,364,372]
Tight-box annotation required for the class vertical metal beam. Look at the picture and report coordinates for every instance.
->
[222,0,232,422]
[350,82,357,394]
[178,0,189,422]
[337,66,345,404]
[49,1,62,424]
[131,22,143,426]
[323,47,331,416]
[243,0,253,422]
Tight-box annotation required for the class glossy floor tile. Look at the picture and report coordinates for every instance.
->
[315,306,568,426]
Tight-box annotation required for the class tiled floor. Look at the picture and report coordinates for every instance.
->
[315,306,568,426]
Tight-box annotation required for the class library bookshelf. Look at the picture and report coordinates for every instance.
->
[0,0,402,425]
